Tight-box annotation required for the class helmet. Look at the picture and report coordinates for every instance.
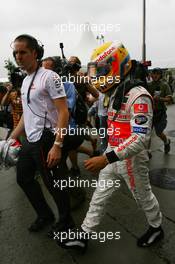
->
[0,139,21,168]
[87,41,132,93]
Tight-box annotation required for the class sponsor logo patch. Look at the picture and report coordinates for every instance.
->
[96,47,115,63]
[134,104,148,113]
[133,126,147,134]
[134,115,148,125]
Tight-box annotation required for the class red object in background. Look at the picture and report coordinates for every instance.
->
[142,61,152,67]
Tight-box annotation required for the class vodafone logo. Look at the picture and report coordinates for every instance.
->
[138,105,144,110]
[96,47,115,63]
[134,104,148,113]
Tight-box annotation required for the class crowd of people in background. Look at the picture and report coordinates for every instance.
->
[1,59,173,157]
[1,56,174,154]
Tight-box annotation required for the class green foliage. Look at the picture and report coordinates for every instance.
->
[4,59,17,79]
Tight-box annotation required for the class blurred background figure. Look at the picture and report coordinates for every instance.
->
[148,68,172,154]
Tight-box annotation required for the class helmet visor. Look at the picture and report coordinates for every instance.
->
[88,61,111,79]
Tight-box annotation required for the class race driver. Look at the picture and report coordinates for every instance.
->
[57,41,164,251]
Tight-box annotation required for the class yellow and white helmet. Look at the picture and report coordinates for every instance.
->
[88,41,132,93]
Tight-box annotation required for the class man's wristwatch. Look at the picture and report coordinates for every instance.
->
[53,141,63,148]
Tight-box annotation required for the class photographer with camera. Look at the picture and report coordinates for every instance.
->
[67,56,99,100]
[0,64,26,135]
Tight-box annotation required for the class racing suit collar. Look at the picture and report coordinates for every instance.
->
[112,77,145,111]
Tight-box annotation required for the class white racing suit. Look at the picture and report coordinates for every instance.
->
[82,86,162,233]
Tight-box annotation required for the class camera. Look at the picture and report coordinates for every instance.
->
[10,67,26,89]
[54,42,81,77]
[61,62,80,77]
[51,56,81,77]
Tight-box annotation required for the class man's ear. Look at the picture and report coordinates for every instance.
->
[32,50,38,59]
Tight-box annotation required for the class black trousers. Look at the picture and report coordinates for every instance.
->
[16,129,74,226]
